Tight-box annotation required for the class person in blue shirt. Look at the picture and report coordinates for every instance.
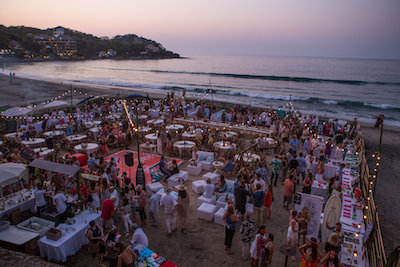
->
[159,155,171,178]
[204,106,210,119]
[87,153,97,171]
[289,135,299,153]
[303,137,310,155]
[20,130,30,140]
[252,183,265,227]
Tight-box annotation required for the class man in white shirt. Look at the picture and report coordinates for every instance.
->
[203,178,215,199]
[149,189,160,226]
[252,173,265,192]
[130,224,149,247]
[109,186,119,208]
[53,190,67,223]
[160,188,177,235]
[34,184,47,210]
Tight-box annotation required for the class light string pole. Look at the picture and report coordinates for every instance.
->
[372,117,383,197]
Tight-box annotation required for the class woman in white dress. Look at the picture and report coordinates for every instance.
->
[88,181,101,210]
[287,210,299,261]
[157,132,163,155]
[250,225,266,267]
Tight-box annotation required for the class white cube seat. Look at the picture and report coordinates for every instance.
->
[187,163,203,176]
[168,171,188,188]
[197,195,216,207]
[197,203,217,221]
[216,196,229,210]
[202,172,220,184]
[214,207,227,225]
[197,151,214,171]
[146,182,164,193]
[192,180,206,195]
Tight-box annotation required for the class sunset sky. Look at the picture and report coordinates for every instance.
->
[1,0,400,59]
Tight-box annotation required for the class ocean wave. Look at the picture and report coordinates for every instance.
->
[92,67,400,86]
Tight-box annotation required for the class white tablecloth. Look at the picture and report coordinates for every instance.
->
[234,153,260,163]
[220,131,237,138]
[145,133,158,143]
[74,143,99,154]
[21,138,46,147]
[38,210,101,262]
[310,180,329,202]
[139,126,152,133]
[0,190,36,219]
[4,132,19,139]
[182,132,196,138]
[166,124,184,131]
[213,141,236,150]
[33,147,54,157]
[173,141,196,149]
[149,109,160,118]
[147,119,164,126]
[44,131,64,137]
[66,134,87,142]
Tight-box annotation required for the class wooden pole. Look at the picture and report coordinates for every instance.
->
[373,121,383,197]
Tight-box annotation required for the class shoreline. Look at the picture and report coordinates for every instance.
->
[1,72,399,133]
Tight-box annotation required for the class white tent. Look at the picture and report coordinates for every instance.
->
[44,100,68,109]
[1,107,32,117]
[0,163,27,187]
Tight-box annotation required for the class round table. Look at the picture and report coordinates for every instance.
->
[43,131,64,137]
[139,126,152,133]
[66,134,87,143]
[166,124,184,131]
[234,153,261,163]
[147,119,164,126]
[212,161,224,173]
[84,121,102,128]
[173,141,196,158]
[145,133,158,143]
[182,132,196,139]
[220,131,237,139]
[33,147,54,157]
[105,114,120,120]
[213,141,236,150]
[21,138,46,147]
[279,245,296,267]
[140,143,157,154]
[138,115,148,120]
[55,124,67,130]
[4,132,19,139]
[74,143,99,154]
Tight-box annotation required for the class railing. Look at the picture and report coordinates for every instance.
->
[357,129,387,267]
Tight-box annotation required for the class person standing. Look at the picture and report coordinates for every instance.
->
[263,185,273,221]
[287,210,299,261]
[289,135,299,153]
[149,188,160,226]
[223,205,239,254]
[283,175,295,210]
[176,185,189,233]
[101,196,116,230]
[262,233,274,267]
[135,185,147,226]
[250,226,266,267]
[269,155,282,186]
[297,152,307,183]
[234,180,249,219]
[53,189,67,223]
[253,183,265,227]
[239,212,256,260]
[160,188,177,235]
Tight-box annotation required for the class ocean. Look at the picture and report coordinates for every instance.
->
[4,55,400,128]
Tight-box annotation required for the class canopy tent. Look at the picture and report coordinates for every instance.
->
[1,107,32,117]
[0,163,28,187]
[44,100,68,109]
[29,159,80,176]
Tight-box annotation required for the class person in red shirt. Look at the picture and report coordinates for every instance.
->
[263,185,274,221]
[283,175,295,211]
[101,196,116,230]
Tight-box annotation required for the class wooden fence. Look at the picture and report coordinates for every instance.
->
[358,130,387,266]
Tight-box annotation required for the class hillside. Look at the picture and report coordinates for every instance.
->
[0,25,180,60]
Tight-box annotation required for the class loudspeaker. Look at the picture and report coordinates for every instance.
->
[5,120,17,132]
[125,152,134,166]
[46,137,54,149]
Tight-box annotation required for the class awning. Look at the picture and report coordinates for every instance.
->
[0,163,27,187]
[29,159,80,176]
[1,107,32,117]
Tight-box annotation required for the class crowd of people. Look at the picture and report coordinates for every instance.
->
[0,95,357,266]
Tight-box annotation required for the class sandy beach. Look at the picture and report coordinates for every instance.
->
[0,73,398,266]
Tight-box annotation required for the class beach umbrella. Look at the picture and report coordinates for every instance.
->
[44,100,68,108]
[1,107,32,117]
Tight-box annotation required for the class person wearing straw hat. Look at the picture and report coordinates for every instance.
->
[176,184,190,233]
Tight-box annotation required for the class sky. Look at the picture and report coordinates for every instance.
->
[1,0,400,59]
